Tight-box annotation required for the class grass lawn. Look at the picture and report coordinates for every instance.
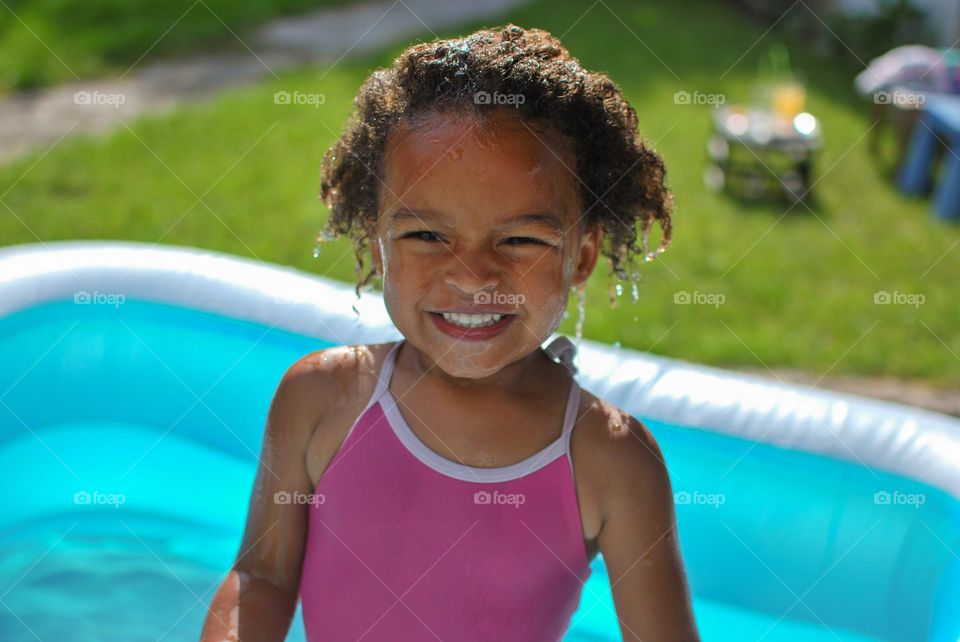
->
[0,0,353,92]
[1,0,958,387]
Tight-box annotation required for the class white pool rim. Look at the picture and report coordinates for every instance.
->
[2,240,959,500]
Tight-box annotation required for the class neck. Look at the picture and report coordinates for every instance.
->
[399,340,552,396]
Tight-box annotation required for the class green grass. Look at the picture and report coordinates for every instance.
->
[1,0,958,387]
[0,0,353,92]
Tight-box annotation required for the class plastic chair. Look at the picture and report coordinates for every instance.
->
[897,93,960,220]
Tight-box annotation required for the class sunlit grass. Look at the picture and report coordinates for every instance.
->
[1,0,957,386]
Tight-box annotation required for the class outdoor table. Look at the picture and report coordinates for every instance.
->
[706,105,823,203]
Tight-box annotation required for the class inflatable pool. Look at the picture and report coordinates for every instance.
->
[0,240,958,641]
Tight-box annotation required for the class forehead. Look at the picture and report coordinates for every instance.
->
[379,110,579,218]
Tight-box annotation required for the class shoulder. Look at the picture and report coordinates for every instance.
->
[269,341,397,442]
[281,342,383,392]
[571,387,672,526]
[572,389,700,639]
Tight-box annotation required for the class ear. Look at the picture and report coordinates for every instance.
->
[571,221,602,290]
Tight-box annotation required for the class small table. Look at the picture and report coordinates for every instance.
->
[706,105,823,203]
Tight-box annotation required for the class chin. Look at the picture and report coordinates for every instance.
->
[443,362,504,380]
[432,349,508,380]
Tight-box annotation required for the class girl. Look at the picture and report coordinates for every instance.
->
[201,24,700,642]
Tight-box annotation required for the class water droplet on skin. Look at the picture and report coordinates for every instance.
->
[574,286,587,342]
[631,280,639,303]
[613,341,621,348]
[312,246,321,259]
[615,282,623,297]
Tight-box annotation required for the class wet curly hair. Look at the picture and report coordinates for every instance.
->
[317,23,674,302]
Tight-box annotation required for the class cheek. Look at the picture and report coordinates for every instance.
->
[562,253,577,281]
[381,249,431,310]
[517,248,573,292]
[539,288,569,326]
[515,264,568,325]
[379,243,404,311]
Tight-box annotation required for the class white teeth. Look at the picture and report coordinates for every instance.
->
[441,312,504,328]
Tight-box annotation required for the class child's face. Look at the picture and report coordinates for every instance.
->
[371,108,601,379]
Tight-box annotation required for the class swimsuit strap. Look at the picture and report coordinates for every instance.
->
[380,334,579,415]
[376,337,580,463]
[371,339,404,406]
[543,335,581,440]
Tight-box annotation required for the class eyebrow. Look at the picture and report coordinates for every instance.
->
[389,207,564,234]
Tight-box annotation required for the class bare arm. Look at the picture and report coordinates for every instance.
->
[200,569,299,641]
[200,355,324,641]
[596,416,701,641]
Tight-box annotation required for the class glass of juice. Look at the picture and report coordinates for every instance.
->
[772,79,806,120]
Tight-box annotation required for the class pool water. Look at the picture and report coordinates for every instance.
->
[1,299,957,641]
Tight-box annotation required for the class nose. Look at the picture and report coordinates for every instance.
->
[443,247,501,296]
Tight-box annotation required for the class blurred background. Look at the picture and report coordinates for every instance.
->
[2,0,958,411]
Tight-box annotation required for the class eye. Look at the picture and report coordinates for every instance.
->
[401,230,443,242]
[504,237,550,246]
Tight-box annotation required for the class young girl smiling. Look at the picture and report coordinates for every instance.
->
[202,23,700,642]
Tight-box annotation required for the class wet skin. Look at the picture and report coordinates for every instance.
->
[200,108,701,641]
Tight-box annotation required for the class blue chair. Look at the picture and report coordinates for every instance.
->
[898,93,960,221]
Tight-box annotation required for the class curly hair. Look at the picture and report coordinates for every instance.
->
[317,23,674,302]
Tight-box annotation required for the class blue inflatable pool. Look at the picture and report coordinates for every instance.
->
[0,241,958,641]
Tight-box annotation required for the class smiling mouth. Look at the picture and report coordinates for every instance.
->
[430,311,515,329]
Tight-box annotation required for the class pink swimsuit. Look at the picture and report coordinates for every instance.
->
[299,337,592,641]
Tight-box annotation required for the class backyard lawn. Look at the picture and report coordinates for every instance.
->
[1,0,957,387]
[0,0,351,91]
